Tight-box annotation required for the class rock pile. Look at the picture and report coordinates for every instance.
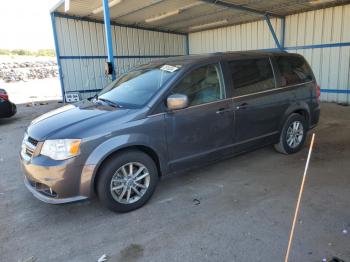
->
[0,60,58,83]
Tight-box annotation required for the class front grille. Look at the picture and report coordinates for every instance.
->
[22,135,39,158]
[25,147,35,157]
[28,136,38,146]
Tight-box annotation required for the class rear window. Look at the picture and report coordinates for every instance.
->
[228,58,275,97]
[276,55,313,87]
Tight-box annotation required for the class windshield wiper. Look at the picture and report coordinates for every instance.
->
[98,98,123,108]
[88,94,98,101]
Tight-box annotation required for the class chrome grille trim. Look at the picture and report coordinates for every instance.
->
[27,136,38,146]
[21,134,39,159]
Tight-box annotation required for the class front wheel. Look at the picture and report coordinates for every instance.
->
[274,113,307,154]
[97,150,159,212]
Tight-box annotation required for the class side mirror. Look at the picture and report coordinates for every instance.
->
[167,94,189,111]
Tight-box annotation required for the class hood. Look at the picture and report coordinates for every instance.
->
[27,100,131,140]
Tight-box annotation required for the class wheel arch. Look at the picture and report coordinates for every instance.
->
[279,103,311,132]
[294,106,310,128]
[79,134,166,198]
[91,145,162,196]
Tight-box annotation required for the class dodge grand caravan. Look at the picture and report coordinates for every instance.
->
[20,51,320,212]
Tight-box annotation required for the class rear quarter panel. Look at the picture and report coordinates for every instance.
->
[271,53,319,131]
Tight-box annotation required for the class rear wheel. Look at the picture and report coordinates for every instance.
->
[274,113,307,154]
[97,150,159,212]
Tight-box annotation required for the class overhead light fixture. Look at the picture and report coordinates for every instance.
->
[145,1,204,23]
[146,10,180,23]
[309,0,335,4]
[190,19,228,30]
[180,1,204,10]
[65,0,70,12]
[92,0,122,14]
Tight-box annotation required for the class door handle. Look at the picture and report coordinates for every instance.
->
[236,102,248,110]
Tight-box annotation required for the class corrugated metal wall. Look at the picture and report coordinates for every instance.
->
[189,5,350,103]
[54,16,186,99]
[285,5,350,103]
[189,17,281,53]
[54,5,350,103]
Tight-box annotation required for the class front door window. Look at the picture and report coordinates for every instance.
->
[172,64,225,106]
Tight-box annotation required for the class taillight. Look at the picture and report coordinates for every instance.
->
[316,84,321,100]
[0,93,8,101]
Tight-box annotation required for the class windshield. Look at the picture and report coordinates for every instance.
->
[98,64,179,108]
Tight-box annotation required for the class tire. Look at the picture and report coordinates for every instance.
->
[274,113,307,154]
[97,150,159,212]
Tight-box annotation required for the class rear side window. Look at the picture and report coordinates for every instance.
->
[228,58,275,97]
[276,56,313,87]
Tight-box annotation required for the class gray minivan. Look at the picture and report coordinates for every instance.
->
[20,51,320,212]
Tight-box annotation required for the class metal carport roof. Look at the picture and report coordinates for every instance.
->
[52,0,349,33]
[50,0,350,103]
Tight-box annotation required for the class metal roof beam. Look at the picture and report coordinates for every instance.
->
[264,14,283,50]
[201,0,284,18]
[53,12,187,35]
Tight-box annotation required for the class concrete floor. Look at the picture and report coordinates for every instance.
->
[0,102,349,262]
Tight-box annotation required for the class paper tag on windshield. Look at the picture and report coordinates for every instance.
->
[160,65,179,73]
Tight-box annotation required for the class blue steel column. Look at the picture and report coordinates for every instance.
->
[50,12,66,103]
[264,15,282,51]
[102,0,116,80]
[280,17,285,50]
[186,34,190,55]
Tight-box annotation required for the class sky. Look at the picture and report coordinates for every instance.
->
[0,0,59,50]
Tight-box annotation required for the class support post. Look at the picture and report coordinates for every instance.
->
[102,0,116,80]
[264,14,282,51]
[280,17,285,50]
[50,12,66,103]
[186,34,190,55]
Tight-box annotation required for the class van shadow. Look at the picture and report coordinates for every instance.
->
[31,145,282,221]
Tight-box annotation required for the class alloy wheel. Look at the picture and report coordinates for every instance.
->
[286,120,304,149]
[110,162,150,204]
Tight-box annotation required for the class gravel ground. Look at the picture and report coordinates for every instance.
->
[1,78,61,104]
[0,102,349,262]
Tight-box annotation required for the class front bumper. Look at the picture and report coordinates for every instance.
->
[20,152,89,204]
[24,176,87,204]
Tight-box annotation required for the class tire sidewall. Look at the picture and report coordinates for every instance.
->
[97,150,158,212]
[281,114,307,154]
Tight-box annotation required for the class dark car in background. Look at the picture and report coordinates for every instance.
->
[0,88,16,118]
[20,51,320,212]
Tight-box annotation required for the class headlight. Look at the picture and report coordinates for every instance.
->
[41,139,81,160]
